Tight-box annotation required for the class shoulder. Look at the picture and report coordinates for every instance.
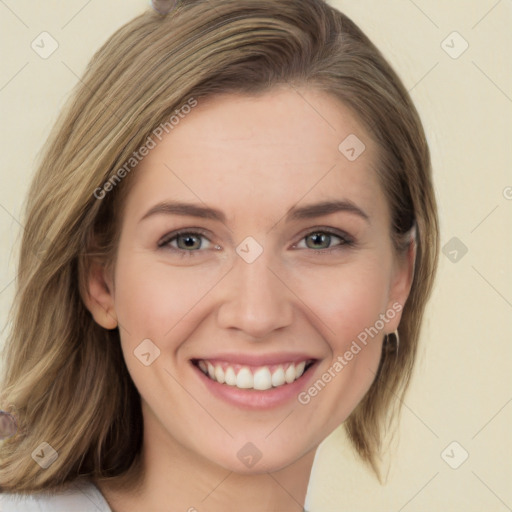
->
[0,478,112,511]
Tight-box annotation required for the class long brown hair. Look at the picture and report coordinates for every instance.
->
[0,0,438,492]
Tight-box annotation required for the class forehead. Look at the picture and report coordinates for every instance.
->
[124,87,387,225]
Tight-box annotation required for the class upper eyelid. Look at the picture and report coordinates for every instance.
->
[158,229,214,248]
[295,226,353,239]
[292,230,353,250]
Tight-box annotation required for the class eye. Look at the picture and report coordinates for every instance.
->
[295,229,354,252]
[158,230,217,254]
[157,228,354,257]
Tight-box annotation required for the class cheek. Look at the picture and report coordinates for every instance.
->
[292,258,392,347]
[290,260,392,426]
[110,253,213,422]
[112,250,221,342]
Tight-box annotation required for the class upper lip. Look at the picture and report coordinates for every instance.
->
[191,353,318,366]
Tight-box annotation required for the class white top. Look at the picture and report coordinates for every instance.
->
[0,478,112,511]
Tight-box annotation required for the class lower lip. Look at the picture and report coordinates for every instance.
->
[192,362,318,410]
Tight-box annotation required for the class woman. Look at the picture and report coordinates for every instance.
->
[0,0,439,510]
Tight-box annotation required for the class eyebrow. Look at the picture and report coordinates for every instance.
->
[139,199,370,224]
[140,201,226,223]
[287,200,369,223]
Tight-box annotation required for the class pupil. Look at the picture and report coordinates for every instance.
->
[180,235,200,249]
[309,233,329,249]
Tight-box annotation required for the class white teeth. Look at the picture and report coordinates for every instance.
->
[295,361,306,378]
[271,367,285,387]
[285,364,296,383]
[253,367,272,390]
[236,367,253,389]
[198,360,311,390]
[214,365,225,384]
[224,366,237,386]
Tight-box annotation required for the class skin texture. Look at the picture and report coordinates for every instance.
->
[85,87,415,512]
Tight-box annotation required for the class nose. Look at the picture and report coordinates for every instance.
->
[216,250,294,340]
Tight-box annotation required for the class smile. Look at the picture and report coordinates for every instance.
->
[194,359,316,390]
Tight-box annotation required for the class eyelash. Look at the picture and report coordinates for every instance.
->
[157,227,355,257]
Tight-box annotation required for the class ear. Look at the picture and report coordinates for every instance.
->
[82,259,118,330]
[385,233,416,331]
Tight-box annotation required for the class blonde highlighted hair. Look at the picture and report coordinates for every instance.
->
[0,0,438,492]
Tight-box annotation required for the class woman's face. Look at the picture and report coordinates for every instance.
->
[88,87,414,473]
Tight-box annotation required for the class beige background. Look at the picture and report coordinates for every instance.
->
[1,1,511,510]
